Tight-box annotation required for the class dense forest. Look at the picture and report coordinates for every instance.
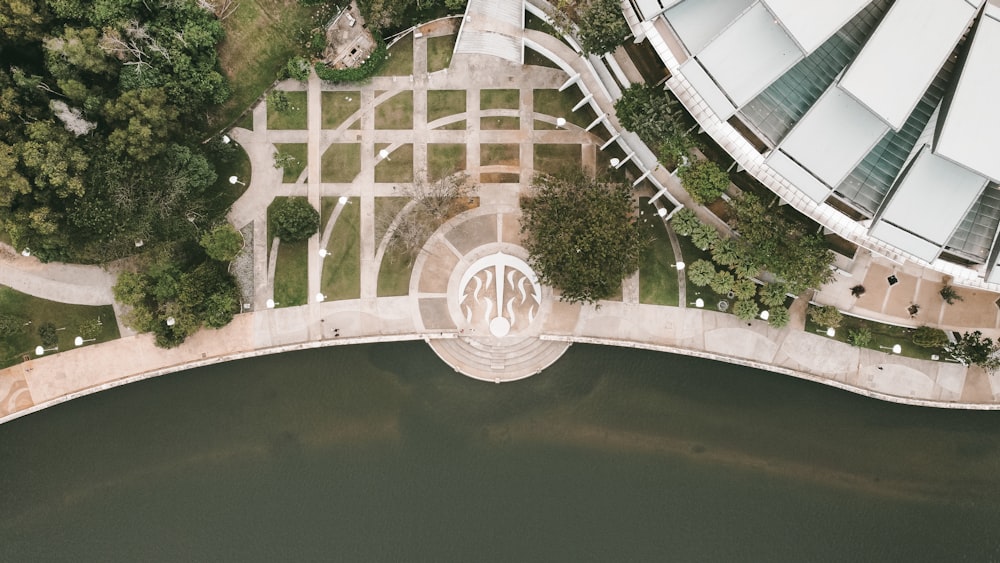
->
[0,0,234,263]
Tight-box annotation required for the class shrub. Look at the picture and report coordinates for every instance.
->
[690,221,719,250]
[758,283,788,308]
[711,237,739,268]
[267,90,291,112]
[271,198,319,242]
[767,306,789,328]
[37,322,58,347]
[912,326,948,349]
[669,208,699,237]
[940,285,963,305]
[808,305,843,329]
[709,270,734,295]
[200,224,244,262]
[0,313,27,338]
[731,277,757,301]
[77,318,103,340]
[286,56,312,82]
[733,299,758,321]
[687,259,715,287]
[848,327,872,348]
[678,159,729,204]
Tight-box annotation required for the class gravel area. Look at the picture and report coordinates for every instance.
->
[230,223,255,309]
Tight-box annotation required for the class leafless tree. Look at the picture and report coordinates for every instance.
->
[377,173,476,258]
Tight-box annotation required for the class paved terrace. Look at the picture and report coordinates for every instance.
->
[3,5,1000,423]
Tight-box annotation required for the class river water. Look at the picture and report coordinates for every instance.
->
[2,342,1000,561]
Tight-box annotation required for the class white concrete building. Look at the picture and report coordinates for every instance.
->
[626,0,1000,288]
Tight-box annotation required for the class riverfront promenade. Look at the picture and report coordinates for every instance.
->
[3,5,1000,423]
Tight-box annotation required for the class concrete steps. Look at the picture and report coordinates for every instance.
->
[428,335,571,381]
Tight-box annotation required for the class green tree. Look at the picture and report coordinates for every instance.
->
[103,88,179,162]
[678,159,729,204]
[686,259,715,287]
[200,223,243,262]
[271,197,319,242]
[733,299,758,321]
[690,220,719,251]
[946,331,1000,371]
[613,84,689,163]
[848,327,872,348]
[709,270,734,295]
[808,305,843,329]
[758,283,789,309]
[520,170,643,304]
[912,326,948,349]
[710,236,739,268]
[767,306,790,328]
[669,208,699,237]
[37,322,58,347]
[575,0,631,55]
[940,284,963,305]
[731,277,757,301]
[0,313,27,338]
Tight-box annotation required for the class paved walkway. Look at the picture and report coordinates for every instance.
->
[5,9,1000,423]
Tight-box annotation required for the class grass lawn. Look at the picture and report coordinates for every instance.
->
[0,287,119,368]
[321,197,360,300]
[533,144,581,176]
[378,246,415,297]
[481,116,520,130]
[377,35,414,76]
[268,197,309,308]
[211,0,319,129]
[427,34,457,72]
[322,91,360,129]
[524,47,561,69]
[804,308,946,361]
[266,91,307,129]
[436,119,466,130]
[274,143,308,182]
[321,144,361,183]
[426,90,466,123]
[533,87,598,128]
[638,198,679,306]
[375,90,414,129]
[427,144,466,182]
[480,173,520,183]
[205,144,252,218]
[481,89,519,110]
[234,112,254,130]
[374,143,413,183]
[375,197,409,244]
[481,144,519,167]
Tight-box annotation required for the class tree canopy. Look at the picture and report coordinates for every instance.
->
[613,84,692,165]
[520,170,644,304]
[271,197,320,242]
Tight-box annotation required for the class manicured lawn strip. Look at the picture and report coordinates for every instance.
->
[480,172,520,183]
[480,144,519,167]
[427,34,457,72]
[481,89,519,110]
[426,90,466,123]
[524,47,561,69]
[267,197,308,308]
[533,87,598,128]
[804,308,946,361]
[212,0,318,128]
[0,287,119,368]
[638,198,679,306]
[377,35,414,76]
[205,144,252,218]
[321,91,361,129]
[321,143,361,183]
[374,143,414,182]
[427,144,466,182]
[266,91,307,129]
[274,143,308,182]
[533,144,581,176]
[234,112,254,130]
[374,90,414,130]
[377,246,415,297]
[321,197,361,300]
[533,119,557,130]
[436,119,466,130]
[481,116,520,130]
[375,197,409,244]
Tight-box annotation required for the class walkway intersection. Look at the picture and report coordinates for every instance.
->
[4,3,1000,423]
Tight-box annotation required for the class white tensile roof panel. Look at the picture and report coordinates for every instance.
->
[780,86,890,187]
[878,147,988,244]
[679,58,737,119]
[839,0,977,131]
[765,149,832,202]
[868,222,942,263]
[761,0,871,54]
[663,0,753,55]
[634,0,683,21]
[695,2,804,107]
[936,12,1000,181]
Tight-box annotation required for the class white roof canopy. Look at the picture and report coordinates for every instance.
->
[761,0,871,54]
[877,147,987,246]
[696,2,804,107]
[935,10,1000,181]
[839,0,978,130]
[779,86,889,187]
[663,0,753,55]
